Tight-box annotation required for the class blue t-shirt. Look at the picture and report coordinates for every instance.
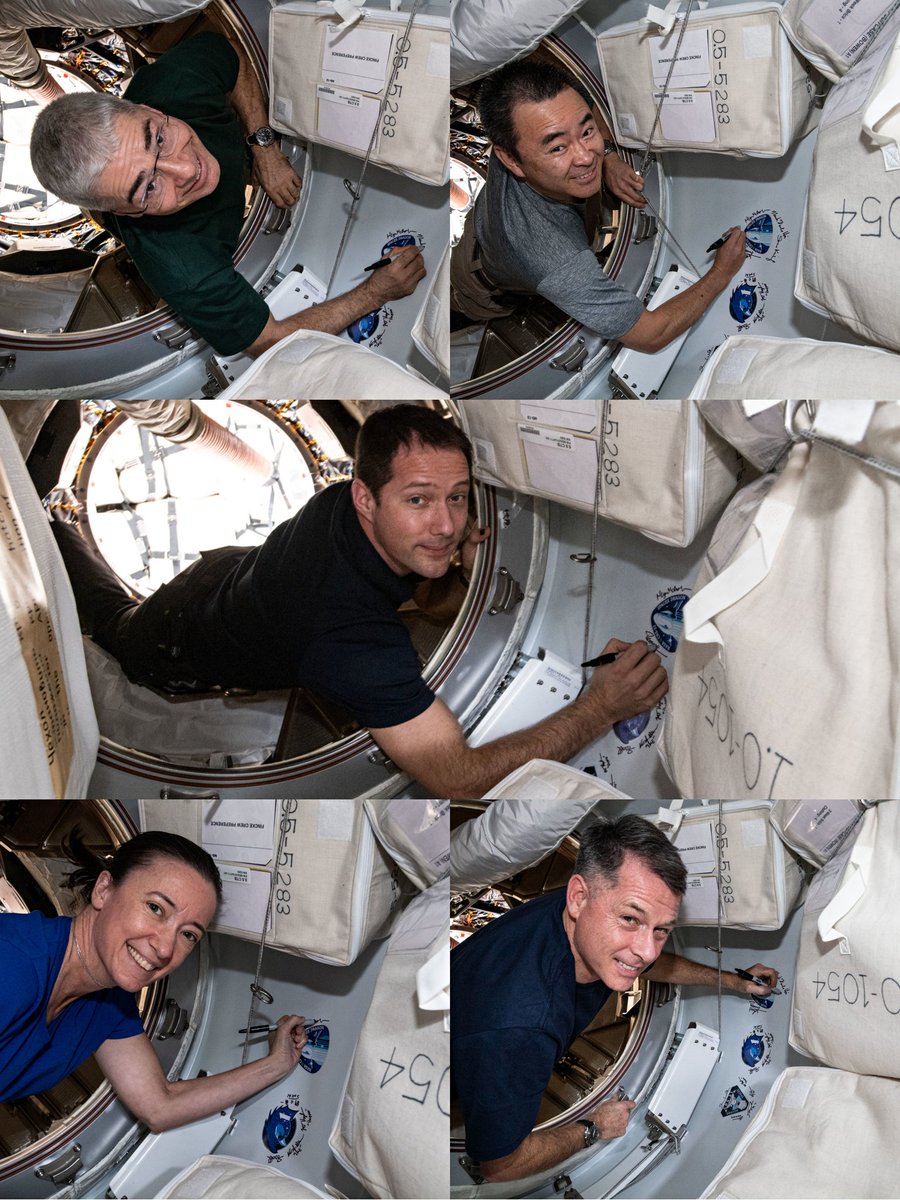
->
[0,912,143,1103]
[451,890,611,1163]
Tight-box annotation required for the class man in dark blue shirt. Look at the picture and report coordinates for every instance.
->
[451,816,779,1182]
[52,405,671,797]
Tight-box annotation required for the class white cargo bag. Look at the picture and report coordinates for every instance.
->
[452,773,628,894]
[790,802,900,1076]
[596,2,817,157]
[140,800,403,966]
[458,397,741,548]
[702,1066,900,1199]
[654,800,804,929]
[659,403,900,800]
[779,0,900,80]
[451,0,589,84]
[329,877,449,1200]
[269,3,448,186]
[410,239,450,382]
[691,337,900,469]
[768,799,864,867]
[84,641,285,769]
[158,1156,328,1199]
[216,328,447,402]
[795,17,900,351]
[363,798,450,891]
[0,413,98,799]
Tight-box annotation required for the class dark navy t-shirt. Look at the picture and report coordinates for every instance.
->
[451,889,612,1163]
[180,480,436,728]
[0,912,143,1103]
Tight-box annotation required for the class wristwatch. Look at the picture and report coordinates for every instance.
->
[602,138,617,157]
[246,125,277,147]
[578,1119,601,1148]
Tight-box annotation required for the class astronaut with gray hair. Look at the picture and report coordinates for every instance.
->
[29,30,425,356]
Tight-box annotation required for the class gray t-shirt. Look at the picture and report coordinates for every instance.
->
[474,154,644,338]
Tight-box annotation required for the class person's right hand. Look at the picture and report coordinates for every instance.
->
[267,1014,308,1079]
[366,245,426,305]
[587,1095,636,1140]
[585,638,668,727]
[712,227,747,280]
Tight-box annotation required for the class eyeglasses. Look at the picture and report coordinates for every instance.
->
[137,114,173,213]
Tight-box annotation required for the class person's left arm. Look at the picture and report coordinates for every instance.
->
[94,1014,306,1133]
[644,952,778,998]
[227,40,301,208]
[413,525,491,622]
[591,106,646,209]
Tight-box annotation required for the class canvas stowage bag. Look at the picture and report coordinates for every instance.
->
[790,802,900,1076]
[364,798,450,892]
[779,0,900,80]
[140,800,403,966]
[658,402,900,800]
[691,336,900,469]
[654,800,803,929]
[596,2,817,157]
[768,798,864,867]
[458,397,741,547]
[702,1067,900,1198]
[269,3,448,186]
[0,412,98,799]
[795,16,900,350]
[328,878,449,1199]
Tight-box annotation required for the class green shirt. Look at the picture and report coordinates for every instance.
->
[109,32,270,355]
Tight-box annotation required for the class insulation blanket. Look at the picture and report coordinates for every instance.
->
[215,328,448,402]
[159,1155,328,1199]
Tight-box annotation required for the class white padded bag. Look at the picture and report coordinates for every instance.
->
[768,799,864,867]
[458,397,741,548]
[215,328,448,402]
[363,798,450,891]
[790,802,900,1076]
[0,412,98,799]
[596,2,818,157]
[140,800,403,966]
[691,337,900,469]
[795,14,900,350]
[157,1156,328,1199]
[659,402,900,801]
[269,3,448,186]
[410,239,450,382]
[702,1066,900,1199]
[329,877,449,1199]
[654,800,803,929]
[451,0,589,84]
[779,0,900,80]
[452,773,628,894]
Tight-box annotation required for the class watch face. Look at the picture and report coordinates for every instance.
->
[251,125,276,146]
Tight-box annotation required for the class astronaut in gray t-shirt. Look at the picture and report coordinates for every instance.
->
[451,59,745,352]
